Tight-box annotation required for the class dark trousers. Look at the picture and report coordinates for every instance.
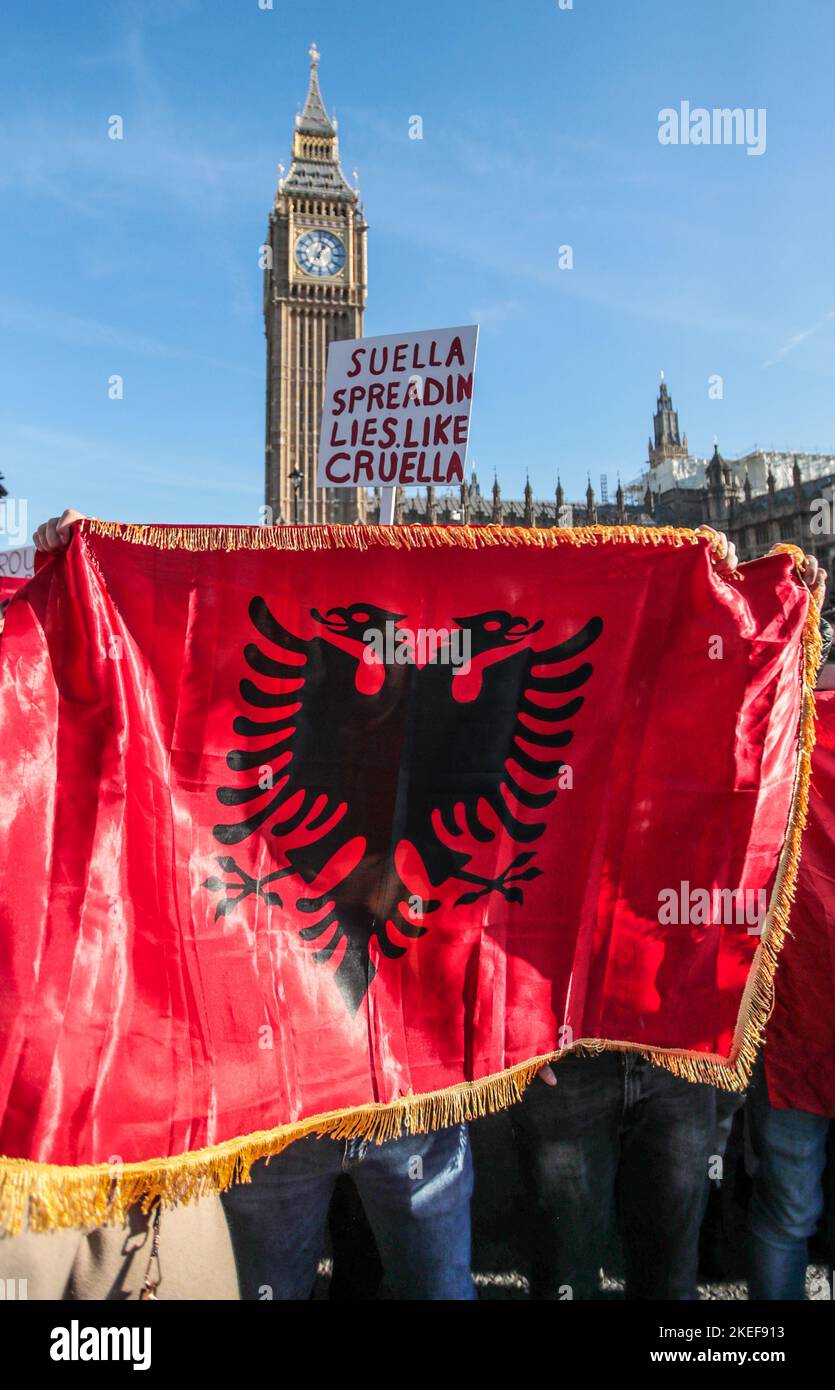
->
[747,1056,833,1299]
[221,1126,475,1301]
[511,1051,717,1300]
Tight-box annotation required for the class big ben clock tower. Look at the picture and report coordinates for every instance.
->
[264,43,368,524]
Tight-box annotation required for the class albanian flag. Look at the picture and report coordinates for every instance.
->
[0,574,26,625]
[0,520,820,1232]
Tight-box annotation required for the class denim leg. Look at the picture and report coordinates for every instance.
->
[351,1124,476,1300]
[714,1089,746,1159]
[617,1059,716,1300]
[220,1135,341,1300]
[747,1061,830,1300]
[511,1054,622,1299]
[826,1130,835,1282]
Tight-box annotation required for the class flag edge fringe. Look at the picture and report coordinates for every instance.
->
[0,1037,764,1236]
[81,518,703,551]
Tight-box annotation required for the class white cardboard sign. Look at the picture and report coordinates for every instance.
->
[0,544,36,578]
[318,325,478,492]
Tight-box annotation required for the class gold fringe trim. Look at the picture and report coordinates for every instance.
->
[0,1061,552,1235]
[81,517,702,552]
[0,535,817,1232]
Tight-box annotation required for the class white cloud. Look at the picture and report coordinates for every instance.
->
[763,309,835,368]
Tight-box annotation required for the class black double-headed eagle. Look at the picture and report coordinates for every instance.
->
[204,598,603,1011]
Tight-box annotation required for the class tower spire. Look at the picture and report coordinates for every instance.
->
[523,474,534,527]
[648,374,687,471]
[284,45,354,199]
[460,478,471,525]
[298,41,335,135]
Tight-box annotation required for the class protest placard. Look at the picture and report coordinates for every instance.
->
[318,325,478,509]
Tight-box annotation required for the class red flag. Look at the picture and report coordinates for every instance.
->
[765,689,835,1117]
[0,521,819,1231]
[0,574,26,623]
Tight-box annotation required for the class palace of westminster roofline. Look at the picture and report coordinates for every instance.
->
[361,376,835,572]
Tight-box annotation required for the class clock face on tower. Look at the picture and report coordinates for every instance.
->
[294,229,346,278]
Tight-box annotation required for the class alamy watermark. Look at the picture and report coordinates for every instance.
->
[50,1321,151,1370]
[658,881,767,935]
[363,622,472,673]
[0,497,29,546]
[658,102,767,157]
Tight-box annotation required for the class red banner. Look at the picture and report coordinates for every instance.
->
[0,521,818,1231]
[0,574,26,621]
[766,689,835,1117]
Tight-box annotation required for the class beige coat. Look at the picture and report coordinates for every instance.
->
[0,1197,239,1300]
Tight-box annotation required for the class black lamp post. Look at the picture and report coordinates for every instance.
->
[289,467,303,524]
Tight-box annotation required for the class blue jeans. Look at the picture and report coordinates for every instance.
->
[511,1052,718,1299]
[221,1124,475,1300]
[747,1057,832,1300]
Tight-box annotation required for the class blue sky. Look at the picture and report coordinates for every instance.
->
[2,0,834,536]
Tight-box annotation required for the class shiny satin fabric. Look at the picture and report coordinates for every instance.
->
[0,525,811,1180]
[766,689,835,1117]
[0,574,26,622]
